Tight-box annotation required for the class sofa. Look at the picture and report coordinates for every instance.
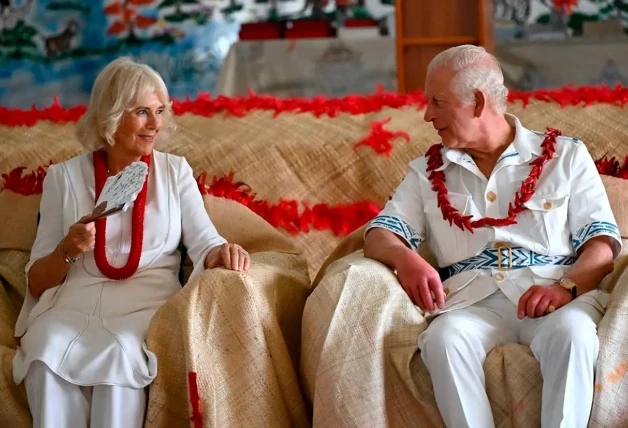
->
[1,88,627,427]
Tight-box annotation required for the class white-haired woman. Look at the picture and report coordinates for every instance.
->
[13,57,250,428]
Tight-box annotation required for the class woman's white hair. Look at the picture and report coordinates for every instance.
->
[427,45,509,114]
[76,56,176,151]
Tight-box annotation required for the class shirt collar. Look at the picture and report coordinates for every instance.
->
[506,113,544,162]
[435,113,543,171]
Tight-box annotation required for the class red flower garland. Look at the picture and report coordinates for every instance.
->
[8,141,628,239]
[354,117,411,156]
[2,86,628,127]
[93,150,151,280]
[425,128,560,233]
[196,172,381,236]
[0,162,51,195]
[595,155,628,179]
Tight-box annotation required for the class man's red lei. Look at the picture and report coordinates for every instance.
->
[425,128,561,233]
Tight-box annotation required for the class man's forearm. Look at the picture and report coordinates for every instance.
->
[364,228,416,270]
[564,236,615,296]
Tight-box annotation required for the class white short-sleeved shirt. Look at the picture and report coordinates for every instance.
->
[367,114,622,315]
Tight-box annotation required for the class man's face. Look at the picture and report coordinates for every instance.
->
[423,67,481,149]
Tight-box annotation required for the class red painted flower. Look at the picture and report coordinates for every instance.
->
[553,0,578,15]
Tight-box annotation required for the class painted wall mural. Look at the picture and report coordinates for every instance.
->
[495,0,628,36]
[0,0,394,108]
[1,0,627,108]
[494,0,628,90]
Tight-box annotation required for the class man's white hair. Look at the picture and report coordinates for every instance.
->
[76,56,175,151]
[427,45,509,114]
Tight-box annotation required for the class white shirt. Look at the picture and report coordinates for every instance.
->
[367,114,622,316]
[13,150,226,387]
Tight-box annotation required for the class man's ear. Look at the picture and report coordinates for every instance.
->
[473,89,486,117]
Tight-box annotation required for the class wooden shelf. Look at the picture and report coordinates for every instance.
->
[395,0,495,93]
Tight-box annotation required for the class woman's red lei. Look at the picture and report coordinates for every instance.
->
[93,150,150,280]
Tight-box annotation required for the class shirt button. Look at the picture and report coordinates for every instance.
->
[443,287,450,296]
[543,201,553,210]
[495,273,505,281]
[486,191,496,202]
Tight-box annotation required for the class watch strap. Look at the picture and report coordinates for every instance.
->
[558,278,577,301]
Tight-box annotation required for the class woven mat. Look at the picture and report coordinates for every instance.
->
[146,251,311,428]
[0,250,31,428]
[2,101,628,278]
[2,102,628,198]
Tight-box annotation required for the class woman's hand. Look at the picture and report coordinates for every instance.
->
[63,215,96,258]
[205,243,250,272]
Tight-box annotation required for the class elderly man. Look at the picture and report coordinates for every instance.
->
[364,45,621,427]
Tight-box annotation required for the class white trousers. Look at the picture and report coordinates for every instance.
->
[25,361,146,428]
[418,290,602,428]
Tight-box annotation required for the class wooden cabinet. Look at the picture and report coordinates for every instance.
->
[395,0,495,92]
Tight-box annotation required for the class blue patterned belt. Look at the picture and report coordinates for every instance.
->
[439,245,577,281]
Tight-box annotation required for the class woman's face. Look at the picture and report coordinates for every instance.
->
[113,91,165,158]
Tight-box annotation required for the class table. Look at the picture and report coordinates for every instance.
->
[215,36,628,96]
[215,37,398,97]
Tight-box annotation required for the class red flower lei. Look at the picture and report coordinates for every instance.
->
[425,128,560,233]
[93,150,151,280]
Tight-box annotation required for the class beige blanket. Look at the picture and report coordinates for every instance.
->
[0,197,313,428]
[302,238,628,427]
[146,251,311,428]
[0,250,31,428]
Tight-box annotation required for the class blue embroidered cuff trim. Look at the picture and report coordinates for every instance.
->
[573,221,621,252]
[367,215,422,251]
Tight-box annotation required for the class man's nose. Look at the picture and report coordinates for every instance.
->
[424,105,434,123]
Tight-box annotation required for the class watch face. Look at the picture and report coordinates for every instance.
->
[560,278,577,289]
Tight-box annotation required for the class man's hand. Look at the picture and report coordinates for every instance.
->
[517,284,572,319]
[364,228,444,313]
[396,250,445,313]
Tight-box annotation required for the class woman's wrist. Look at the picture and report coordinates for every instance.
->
[204,246,220,269]
[58,237,81,266]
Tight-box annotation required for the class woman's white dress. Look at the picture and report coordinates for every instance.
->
[13,150,226,388]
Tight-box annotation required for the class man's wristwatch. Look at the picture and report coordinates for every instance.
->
[556,277,578,301]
